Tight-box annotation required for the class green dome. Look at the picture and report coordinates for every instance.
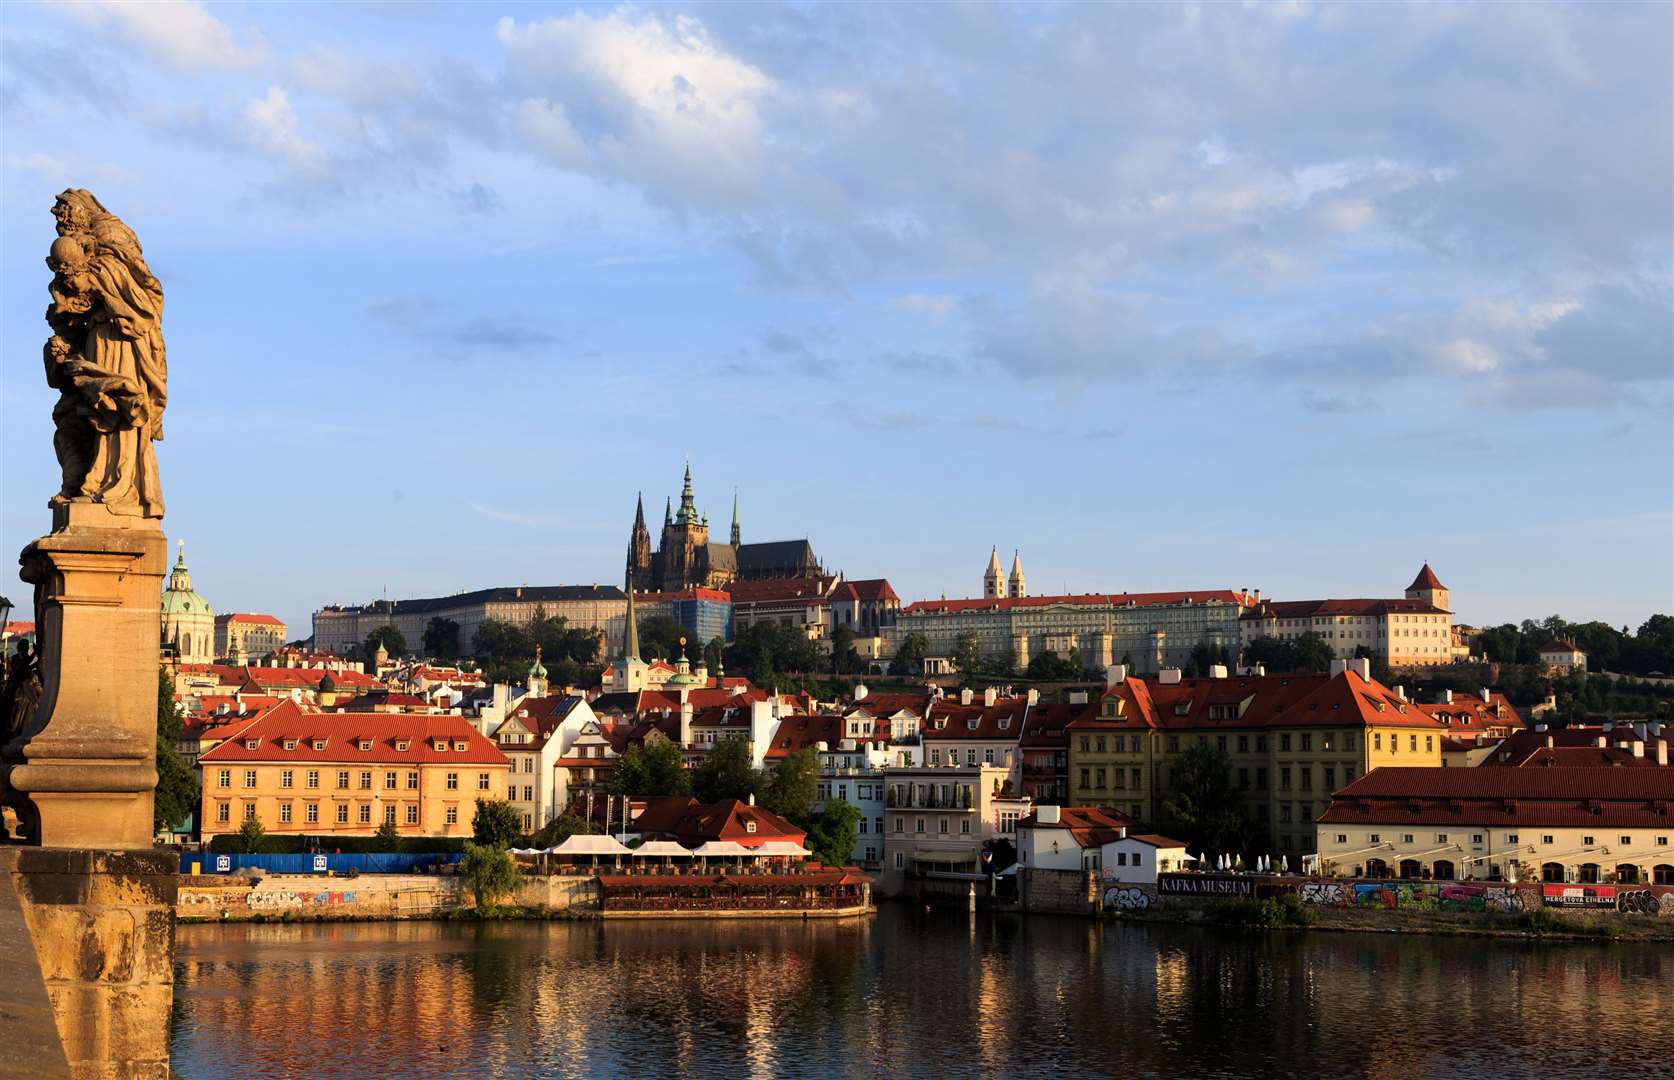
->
[160,541,213,617]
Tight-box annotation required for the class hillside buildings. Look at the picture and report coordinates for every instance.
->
[312,584,627,657]
[1539,639,1588,674]
[626,465,823,593]
[215,612,288,662]
[1238,564,1460,667]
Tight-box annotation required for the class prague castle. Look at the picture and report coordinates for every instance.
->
[626,465,822,593]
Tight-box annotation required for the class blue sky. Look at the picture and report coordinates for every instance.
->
[3,2,1670,636]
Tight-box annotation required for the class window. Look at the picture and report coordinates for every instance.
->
[336,770,349,789]
[1472,834,1484,845]
[1375,733,1382,751]
[523,786,533,802]
[930,749,941,765]
[281,770,294,789]
[1543,835,1554,845]
[384,771,397,790]
[383,805,397,825]
[445,806,458,825]
[1078,736,1089,753]
[1620,836,1632,846]
[894,817,903,834]
[406,804,419,825]
[312,739,326,751]
[1583,835,1595,846]
[306,803,319,824]
[1279,768,1292,791]
[358,804,372,824]
[1237,735,1249,753]
[916,817,925,834]
[1257,768,1269,790]
[1167,735,1180,753]
[242,769,257,788]
[1436,834,1448,843]
[1131,768,1142,790]
[407,771,419,790]
[1280,734,1292,752]
[358,740,372,752]
[1370,834,1381,843]
[1402,834,1415,844]
[336,804,349,824]
[447,772,459,790]
[279,803,292,824]
[1506,834,1519,844]
[216,802,230,823]
[1079,768,1090,789]
[1300,767,1312,791]
[961,819,970,834]
[359,771,372,790]
[1409,735,1417,752]
[477,773,490,790]
[217,769,231,789]
[306,769,319,789]
[523,757,533,773]
[895,852,905,869]
[1300,734,1312,752]
[938,818,949,835]
[1323,767,1336,790]
[1336,834,1348,844]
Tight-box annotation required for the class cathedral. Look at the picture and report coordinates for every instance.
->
[626,465,823,592]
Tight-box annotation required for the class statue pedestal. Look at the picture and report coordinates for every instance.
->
[6,503,167,849]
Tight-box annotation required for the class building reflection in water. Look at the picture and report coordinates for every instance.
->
[173,912,1669,1080]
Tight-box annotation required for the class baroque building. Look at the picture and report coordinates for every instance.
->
[625,465,822,593]
[160,541,215,664]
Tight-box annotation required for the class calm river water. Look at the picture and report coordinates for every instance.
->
[171,908,1670,1079]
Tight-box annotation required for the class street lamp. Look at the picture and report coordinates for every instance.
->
[0,595,13,676]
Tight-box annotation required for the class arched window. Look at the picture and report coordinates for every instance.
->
[1432,860,1455,881]
[1578,863,1600,884]
[1541,862,1565,883]
[1365,859,1389,878]
[1616,864,1640,884]
[1399,859,1422,879]
[1655,864,1674,886]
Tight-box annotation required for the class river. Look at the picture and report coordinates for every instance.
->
[170,908,1671,1079]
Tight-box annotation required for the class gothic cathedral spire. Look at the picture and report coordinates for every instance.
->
[730,490,741,548]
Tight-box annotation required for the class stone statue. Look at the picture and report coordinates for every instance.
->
[43,189,167,518]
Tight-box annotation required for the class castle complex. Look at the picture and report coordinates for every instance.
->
[626,465,823,593]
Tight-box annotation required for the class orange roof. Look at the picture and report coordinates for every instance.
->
[197,699,509,766]
[216,612,286,626]
[1407,563,1446,591]
[1070,669,1445,733]
[1245,598,1448,618]
[923,696,1031,740]
[902,589,1252,615]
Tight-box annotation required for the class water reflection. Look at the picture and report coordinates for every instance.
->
[172,910,1671,1080]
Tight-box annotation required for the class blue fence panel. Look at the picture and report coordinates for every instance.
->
[189,852,462,875]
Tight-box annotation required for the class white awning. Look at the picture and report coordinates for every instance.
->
[691,841,752,857]
[552,834,632,856]
[751,841,810,857]
[508,848,545,856]
[634,840,695,857]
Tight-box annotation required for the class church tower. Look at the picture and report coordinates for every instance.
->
[730,491,741,548]
[627,493,654,592]
[984,547,1007,599]
[1009,550,1027,598]
[1405,563,1449,612]
[661,464,710,590]
[160,540,215,664]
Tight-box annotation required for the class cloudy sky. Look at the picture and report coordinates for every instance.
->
[2,2,1669,636]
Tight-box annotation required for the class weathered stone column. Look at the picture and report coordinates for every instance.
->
[7,504,167,848]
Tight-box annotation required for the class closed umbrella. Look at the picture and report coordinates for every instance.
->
[1280,855,1289,873]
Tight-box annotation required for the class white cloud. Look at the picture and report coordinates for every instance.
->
[241,87,326,175]
[63,0,266,72]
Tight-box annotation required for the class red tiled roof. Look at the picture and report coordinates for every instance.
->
[727,577,836,604]
[1070,670,1445,734]
[1019,701,1092,747]
[1540,639,1583,654]
[903,589,1252,615]
[1407,563,1445,591]
[216,612,285,626]
[3,621,36,636]
[923,696,1030,741]
[1244,598,1449,618]
[197,699,509,766]
[1482,726,1671,768]
[1019,805,1136,847]
[239,666,381,689]
[1321,767,1674,828]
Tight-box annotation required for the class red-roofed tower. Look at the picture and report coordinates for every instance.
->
[1404,563,1449,612]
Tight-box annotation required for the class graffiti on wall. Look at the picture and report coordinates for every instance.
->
[1542,885,1617,909]
[1300,882,1348,907]
[1105,886,1153,911]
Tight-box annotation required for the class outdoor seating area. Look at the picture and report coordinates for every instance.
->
[597,871,872,914]
[509,834,822,878]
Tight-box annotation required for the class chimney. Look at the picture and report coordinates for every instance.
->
[960,688,973,706]
[1395,684,1407,701]
[1350,658,1370,680]
[1480,688,1492,704]
[1119,826,1127,840]
[854,683,869,702]
[1595,735,1606,748]
[1254,664,1265,677]
[1659,742,1668,766]
[1633,741,1645,758]
[1546,735,1554,749]
[1026,688,1040,706]
[1209,664,1229,679]
[1329,659,1349,677]
[747,793,755,806]
[1037,804,1061,825]
[1106,664,1128,688]
[983,688,998,707]
[1635,721,1648,741]
[1159,667,1183,685]
[679,699,693,746]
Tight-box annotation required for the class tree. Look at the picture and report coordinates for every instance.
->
[423,617,461,661]
[1244,636,1297,671]
[889,632,929,676]
[1292,632,1336,674]
[638,615,688,662]
[530,809,599,849]
[1159,743,1250,857]
[363,624,406,660]
[237,814,267,854]
[704,636,726,673]
[1025,650,1082,681]
[1185,639,1232,678]
[954,631,982,675]
[374,819,401,849]
[759,749,819,826]
[830,625,861,675]
[460,841,520,910]
[154,667,198,835]
[805,799,861,867]
[472,798,523,848]
[609,738,691,797]
[692,734,757,804]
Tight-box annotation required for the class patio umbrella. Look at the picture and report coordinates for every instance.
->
[1280,855,1289,873]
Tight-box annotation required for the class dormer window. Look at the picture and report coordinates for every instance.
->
[244,738,261,750]
[434,739,449,751]
[312,739,327,751]
[358,739,372,751]
[454,741,469,751]
[997,718,1010,731]
[282,739,298,750]
[745,821,757,834]
[395,740,410,751]
[967,718,979,731]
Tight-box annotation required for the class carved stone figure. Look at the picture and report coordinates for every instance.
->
[44,189,167,518]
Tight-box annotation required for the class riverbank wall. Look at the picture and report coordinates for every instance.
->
[178,874,466,921]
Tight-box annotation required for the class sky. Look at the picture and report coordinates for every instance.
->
[2,1,1670,638]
